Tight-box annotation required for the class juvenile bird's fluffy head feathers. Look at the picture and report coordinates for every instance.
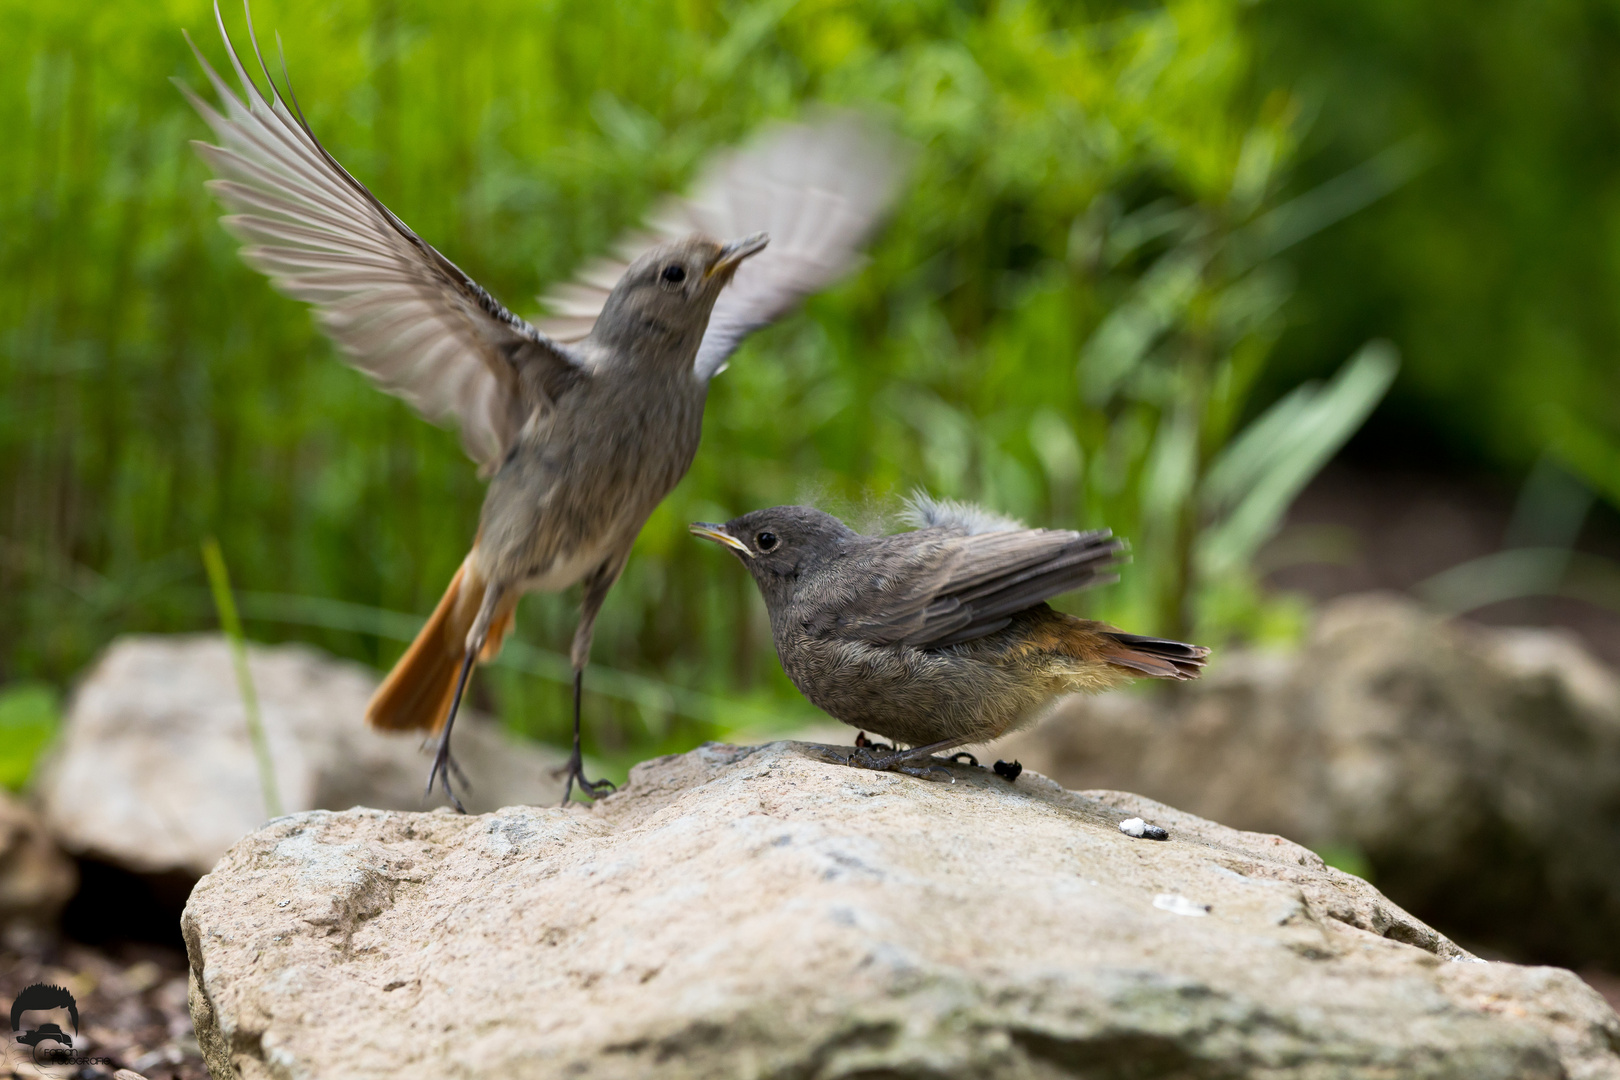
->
[899,492,1023,535]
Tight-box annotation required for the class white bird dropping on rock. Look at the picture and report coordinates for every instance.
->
[1153,893,1211,917]
[1120,817,1169,841]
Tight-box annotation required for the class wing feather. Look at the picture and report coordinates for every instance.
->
[536,112,904,379]
[842,528,1126,650]
[180,2,585,471]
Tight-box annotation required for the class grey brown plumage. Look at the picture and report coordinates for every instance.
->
[182,1,903,802]
[691,497,1210,753]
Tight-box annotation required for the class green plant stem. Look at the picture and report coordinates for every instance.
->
[201,537,283,820]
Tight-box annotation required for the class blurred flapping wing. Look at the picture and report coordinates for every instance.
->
[538,113,903,379]
[841,528,1126,650]
[180,4,584,471]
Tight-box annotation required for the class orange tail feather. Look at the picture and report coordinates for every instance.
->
[480,607,514,661]
[1016,610,1210,686]
[1100,631,1210,681]
[367,560,514,733]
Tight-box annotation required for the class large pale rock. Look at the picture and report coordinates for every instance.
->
[182,741,1620,1080]
[991,593,1620,969]
[38,635,570,878]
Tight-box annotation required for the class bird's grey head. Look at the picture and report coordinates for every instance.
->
[689,506,856,609]
[589,233,768,361]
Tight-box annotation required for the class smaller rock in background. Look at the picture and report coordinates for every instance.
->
[992,592,1620,972]
[35,635,572,880]
[0,790,76,933]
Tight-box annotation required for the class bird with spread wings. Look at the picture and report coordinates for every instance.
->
[180,1,903,805]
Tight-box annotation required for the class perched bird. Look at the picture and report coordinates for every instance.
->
[180,2,901,806]
[691,496,1209,778]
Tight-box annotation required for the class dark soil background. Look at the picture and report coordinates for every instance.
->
[0,936,202,1080]
[1267,463,1620,667]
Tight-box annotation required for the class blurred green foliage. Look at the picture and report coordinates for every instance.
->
[0,683,61,791]
[1255,0,1620,480]
[7,0,1580,771]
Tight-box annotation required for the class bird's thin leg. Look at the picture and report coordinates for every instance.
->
[552,564,621,804]
[557,666,615,804]
[426,581,502,813]
[427,650,475,812]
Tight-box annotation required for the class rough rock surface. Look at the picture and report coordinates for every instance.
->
[37,635,570,878]
[0,789,76,929]
[994,593,1620,969]
[183,741,1620,1080]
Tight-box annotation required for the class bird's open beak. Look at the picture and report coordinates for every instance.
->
[706,232,769,278]
[689,522,754,558]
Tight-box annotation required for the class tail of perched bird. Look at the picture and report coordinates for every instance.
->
[1011,609,1209,692]
[1099,631,1209,680]
[367,559,514,732]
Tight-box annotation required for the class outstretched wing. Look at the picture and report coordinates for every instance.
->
[180,3,586,471]
[537,113,903,380]
[838,527,1126,650]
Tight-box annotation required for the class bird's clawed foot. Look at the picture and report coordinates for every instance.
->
[842,736,994,785]
[425,742,470,814]
[844,746,956,784]
[553,748,616,805]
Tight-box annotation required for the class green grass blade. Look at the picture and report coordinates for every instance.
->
[201,538,283,820]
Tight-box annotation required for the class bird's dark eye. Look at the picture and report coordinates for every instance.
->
[756,531,778,552]
[660,264,687,285]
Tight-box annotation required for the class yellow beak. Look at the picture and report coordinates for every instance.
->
[689,522,754,558]
[706,233,769,278]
